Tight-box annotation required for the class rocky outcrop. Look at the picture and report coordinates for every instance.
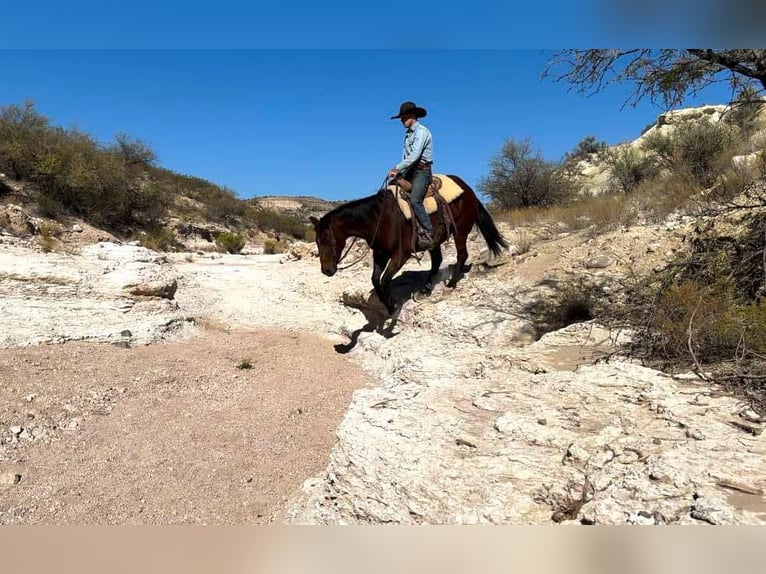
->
[572,102,766,196]
[0,238,188,348]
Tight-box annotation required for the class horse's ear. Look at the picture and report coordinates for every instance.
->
[309,216,319,228]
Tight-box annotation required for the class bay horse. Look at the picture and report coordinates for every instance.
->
[309,175,508,315]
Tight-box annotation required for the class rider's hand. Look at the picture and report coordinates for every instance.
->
[388,169,398,179]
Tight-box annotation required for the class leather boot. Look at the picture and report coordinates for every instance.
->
[416,228,433,251]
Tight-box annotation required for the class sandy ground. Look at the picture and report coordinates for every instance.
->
[0,329,370,524]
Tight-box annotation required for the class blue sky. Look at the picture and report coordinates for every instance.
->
[0,50,735,201]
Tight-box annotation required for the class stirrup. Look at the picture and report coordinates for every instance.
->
[416,229,433,250]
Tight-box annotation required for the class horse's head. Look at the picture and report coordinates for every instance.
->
[310,215,343,277]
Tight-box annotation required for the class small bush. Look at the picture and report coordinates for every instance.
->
[39,220,64,238]
[255,207,314,240]
[40,235,57,253]
[637,280,766,363]
[263,239,287,254]
[479,138,576,209]
[215,231,246,254]
[563,135,608,164]
[236,359,253,370]
[139,227,177,251]
[604,146,660,193]
[642,120,737,187]
[513,230,532,255]
[525,275,607,338]
[725,86,765,137]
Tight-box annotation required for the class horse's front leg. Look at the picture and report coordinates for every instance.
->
[371,251,390,310]
[380,254,406,314]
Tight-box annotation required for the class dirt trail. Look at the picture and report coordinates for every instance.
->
[0,330,369,524]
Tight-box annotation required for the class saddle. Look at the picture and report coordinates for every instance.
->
[395,175,443,197]
[387,174,464,220]
[391,175,457,252]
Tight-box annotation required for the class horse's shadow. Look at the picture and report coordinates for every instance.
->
[334,264,470,354]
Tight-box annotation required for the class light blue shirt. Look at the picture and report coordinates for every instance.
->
[395,121,433,173]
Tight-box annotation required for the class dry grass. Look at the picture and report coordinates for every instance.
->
[494,194,636,234]
[263,239,288,254]
[632,173,700,223]
[512,230,532,254]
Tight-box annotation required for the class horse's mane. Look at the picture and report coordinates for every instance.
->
[319,189,385,230]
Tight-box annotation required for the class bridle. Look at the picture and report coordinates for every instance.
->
[326,176,389,271]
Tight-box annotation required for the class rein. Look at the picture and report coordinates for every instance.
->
[334,176,389,271]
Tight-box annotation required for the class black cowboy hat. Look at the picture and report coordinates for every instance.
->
[390,101,427,119]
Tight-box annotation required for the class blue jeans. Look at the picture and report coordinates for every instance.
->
[407,168,433,233]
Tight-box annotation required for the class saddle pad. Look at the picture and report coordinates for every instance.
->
[387,174,464,221]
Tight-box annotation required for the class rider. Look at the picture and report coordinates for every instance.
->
[388,101,434,250]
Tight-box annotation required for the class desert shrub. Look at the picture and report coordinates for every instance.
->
[635,279,766,364]
[139,227,178,251]
[513,230,532,255]
[604,146,660,193]
[262,239,289,254]
[0,102,169,231]
[626,213,766,366]
[255,207,313,240]
[215,231,246,254]
[525,275,608,338]
[236,359,253,370]
[480,138,576,209]
[563,135,608,164]
[39,235,57,253]
[39,220,64,238]
[642,120,737,187]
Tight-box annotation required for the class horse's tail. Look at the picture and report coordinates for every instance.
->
[446,174,509,257]
[476,199,509,257]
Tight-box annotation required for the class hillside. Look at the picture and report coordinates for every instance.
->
[0,102,317,254]
[257,195,341,218]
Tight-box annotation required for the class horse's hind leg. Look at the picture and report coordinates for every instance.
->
[447,231,469,288]
[423,246,443,294]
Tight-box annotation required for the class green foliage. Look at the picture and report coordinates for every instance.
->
[215,231,246,254]
[564,135,608,164]
[236,359,253,370]
[604,146,660,193]
[139,227,178,251]
[147,168,250,225]
[642,280,766,362]
[0,101,168,231]
[479,138,576,209]
[254,207,313,240]
[642,120,736,186]
[627,213,766,366]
